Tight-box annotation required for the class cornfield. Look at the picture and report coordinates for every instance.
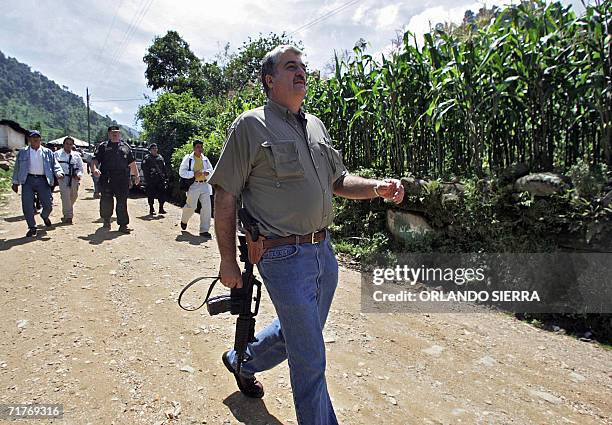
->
[305,0,611,178]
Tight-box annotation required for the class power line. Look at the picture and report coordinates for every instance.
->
[91,0,126,79]
[100,0,154,80]
[288,0,364,37]
[108,0,155,70]
[103,0,152,76]
[106,0,150,66]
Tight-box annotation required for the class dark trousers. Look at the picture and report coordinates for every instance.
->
[99,173,130,225]
[21,175,53,229]
[146,180,165,209]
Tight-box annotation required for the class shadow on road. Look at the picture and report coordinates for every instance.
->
[78,227,128,245]
[92,218,113,224]
[46,221,72,229]
[0,231,51,251]
[223,392,284,425]
[129,189,147,199]
[3,215,25,223]
[175,232,209,245]
[137,214,165,221]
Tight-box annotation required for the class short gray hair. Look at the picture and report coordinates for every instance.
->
[261,45,303,96]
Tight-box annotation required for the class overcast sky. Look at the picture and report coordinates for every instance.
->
[0,0,585,130]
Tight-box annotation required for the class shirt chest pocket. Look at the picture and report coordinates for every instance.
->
[315,138,343,178]
[261,139,304,180]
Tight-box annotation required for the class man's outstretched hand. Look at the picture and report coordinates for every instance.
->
[376,178,404,203]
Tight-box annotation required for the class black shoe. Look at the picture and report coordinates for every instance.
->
[26,228,37,237]
[43,217,52,227]
[180,222,187,231]
[200,231,212,239]
[61,217,73,224]
[222,351,264,398]
[118,225,131,234]
[159,208,167,214]
[102,220,111,229]
[149,207,156,215]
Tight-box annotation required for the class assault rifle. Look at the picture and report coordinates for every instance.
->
[177,209,263,373]
[203,208,263,374]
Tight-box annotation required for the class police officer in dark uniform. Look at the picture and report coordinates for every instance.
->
[141,143,168,215]
[91,125,140,233]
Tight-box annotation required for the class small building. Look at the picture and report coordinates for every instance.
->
[0,119,28,151]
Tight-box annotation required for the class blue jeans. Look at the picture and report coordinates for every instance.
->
[227,234,339,425]
[21,175,53,229]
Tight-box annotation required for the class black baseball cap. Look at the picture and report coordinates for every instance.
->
[28,130,41,137]
[107,125,120,132]
[192,139,204,147]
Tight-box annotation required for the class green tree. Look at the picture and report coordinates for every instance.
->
[136,91,222,164]
[143,30,205,96]
[200,61,228,98]
[222,32,303,92]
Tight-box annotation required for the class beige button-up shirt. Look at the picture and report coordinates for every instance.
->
[209,99,347,237]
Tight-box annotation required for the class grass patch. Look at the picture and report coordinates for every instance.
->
[0,165,13,207]
[332,232,392,265]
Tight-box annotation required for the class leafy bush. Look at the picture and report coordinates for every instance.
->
[170,142,193,171]
[331,172,611,256]
[332,232,391,265]
[567,159,609,199]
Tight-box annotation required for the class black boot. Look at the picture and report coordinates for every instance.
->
[149,205,155,215]
[159,203,167,214]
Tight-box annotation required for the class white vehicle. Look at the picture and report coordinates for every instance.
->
[130,146,148,189]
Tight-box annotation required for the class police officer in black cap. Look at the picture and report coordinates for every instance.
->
[141,143,168,215]
[91,125,140,233]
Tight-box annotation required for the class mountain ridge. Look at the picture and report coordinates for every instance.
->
[0,51,139,143]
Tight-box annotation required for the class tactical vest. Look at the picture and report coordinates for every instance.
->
[99,141,131,173]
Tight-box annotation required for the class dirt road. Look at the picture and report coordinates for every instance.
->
[1,178,611,425]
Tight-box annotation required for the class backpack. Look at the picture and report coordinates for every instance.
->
[179,157,195,191]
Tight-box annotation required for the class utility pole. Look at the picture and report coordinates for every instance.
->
[86,87,91,147]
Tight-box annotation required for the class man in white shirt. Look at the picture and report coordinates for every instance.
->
[54,137,84,224]
[11,130,64,237]
[178,139,214,238]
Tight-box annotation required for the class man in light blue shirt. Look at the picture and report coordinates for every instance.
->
[11,130,64,237]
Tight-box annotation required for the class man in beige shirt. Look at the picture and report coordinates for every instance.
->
[209,45,404,425]
[54,137,84,224]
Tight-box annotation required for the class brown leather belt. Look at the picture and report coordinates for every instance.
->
[262,229,327,249]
